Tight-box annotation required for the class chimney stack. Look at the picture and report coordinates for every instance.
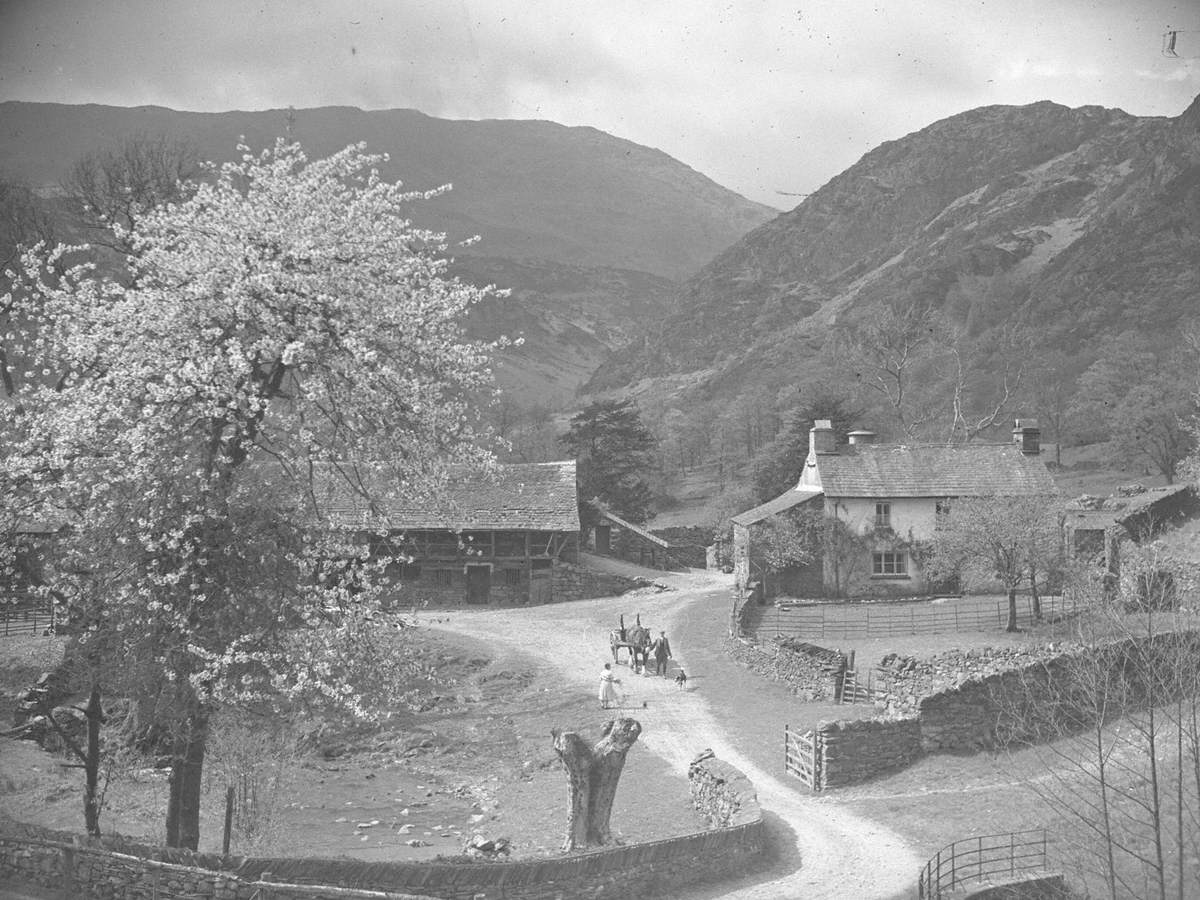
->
[810,419,836,455]
[847,430,877,446]
[1012,418,1041,455]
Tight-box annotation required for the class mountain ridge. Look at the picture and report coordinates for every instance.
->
[0,101,775,280]
[592,98,1197,397]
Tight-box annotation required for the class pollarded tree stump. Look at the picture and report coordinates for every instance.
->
[551,717,642,851]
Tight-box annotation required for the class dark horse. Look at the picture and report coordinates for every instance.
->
[609,614,651,672]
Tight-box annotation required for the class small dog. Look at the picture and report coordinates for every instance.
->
[674,669,688,690]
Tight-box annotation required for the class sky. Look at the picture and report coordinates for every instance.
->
[1,0,1198,208]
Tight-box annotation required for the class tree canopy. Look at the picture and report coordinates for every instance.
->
[3,140,500,846]
[924,494,1061,631]
[561,397,657,525]
[750,390,862,502]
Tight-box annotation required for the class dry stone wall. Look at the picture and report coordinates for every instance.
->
[553,561,650,602]
[651,526,712,569]
[875,643,1083,716]
[687,752,760,828]
[815,717,922,789]
[725,633,847,702]
[1,754,766,900]
[782,629,1200,789]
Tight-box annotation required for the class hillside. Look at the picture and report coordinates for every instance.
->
[591,96,1199,445]
[0,102,774,413]
[596,98,1197,389]
[0,102,773,280]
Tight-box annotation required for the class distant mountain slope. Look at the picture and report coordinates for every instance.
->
[591,97,1200,408]
[0,102,774,280]
[452,256,676,403]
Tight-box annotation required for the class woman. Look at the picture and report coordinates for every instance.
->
[599,662,621,709]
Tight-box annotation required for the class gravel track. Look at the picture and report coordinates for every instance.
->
[428,567,919,899]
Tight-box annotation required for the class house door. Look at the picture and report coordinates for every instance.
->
[595,525,611,555]
[466,566,491,604]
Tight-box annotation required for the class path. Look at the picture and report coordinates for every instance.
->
[428,565,920,900]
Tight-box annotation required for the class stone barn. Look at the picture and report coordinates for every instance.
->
[322,460,581,606]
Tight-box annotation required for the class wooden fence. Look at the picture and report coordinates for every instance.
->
[0,602,56,638]
[754,594,1077,641]
[917,829,1049,899]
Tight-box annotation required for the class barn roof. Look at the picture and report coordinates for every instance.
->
[810,443,1057,499]
[320,460,579,531]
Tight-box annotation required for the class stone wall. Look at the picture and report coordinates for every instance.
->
[553,561,650,602]
[1,754,767,900]
[775,630,1200,790]
[724,633,846,702]
[815,717,922,789]
[687,752,760,828]
[962,874,1069,899]
[875,643,1082,716]
[652,527,713,570]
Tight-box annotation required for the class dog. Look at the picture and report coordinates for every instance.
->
[674,669,688,690]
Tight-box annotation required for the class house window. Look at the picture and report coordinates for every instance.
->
[433,569,453,586]
[872,551,908,577]
[504,569,522,587]
[875,502,892,528]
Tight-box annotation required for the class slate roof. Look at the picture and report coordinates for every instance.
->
[811,443,1057,499]
[320,460,579,531]
[731,489,822,527]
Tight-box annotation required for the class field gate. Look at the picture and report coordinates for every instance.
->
[838,666,877,705]
[784,723,822,791]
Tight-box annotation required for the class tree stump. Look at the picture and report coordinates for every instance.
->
[551,717,642,851]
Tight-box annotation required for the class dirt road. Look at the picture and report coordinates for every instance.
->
[428,566,919,900]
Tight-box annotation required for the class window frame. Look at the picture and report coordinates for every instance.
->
[872,550,908,578]
[874,501,892,528]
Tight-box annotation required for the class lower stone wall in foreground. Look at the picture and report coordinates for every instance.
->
[1,756,766,900]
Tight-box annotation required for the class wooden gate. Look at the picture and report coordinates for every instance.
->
[784,724,822,791]
[839,667,875,705]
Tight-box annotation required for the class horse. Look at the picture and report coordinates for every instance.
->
[609,616,652,671]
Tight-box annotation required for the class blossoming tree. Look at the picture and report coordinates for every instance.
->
[4,141,500,847]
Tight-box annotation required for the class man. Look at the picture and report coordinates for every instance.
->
[652,630,672,677]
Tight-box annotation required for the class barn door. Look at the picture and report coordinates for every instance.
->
[466,565,491,604]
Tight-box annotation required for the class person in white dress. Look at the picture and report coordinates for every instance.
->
[599,662,621,709]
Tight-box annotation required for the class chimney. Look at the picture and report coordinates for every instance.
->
[1012,418,1041,455]
[847,430,877,446]
[810,419,836,455]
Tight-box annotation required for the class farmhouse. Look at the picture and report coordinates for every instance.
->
[322,460,581,606]
[733,420,1058,599]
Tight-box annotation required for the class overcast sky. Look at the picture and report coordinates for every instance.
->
[2,0,1197,207]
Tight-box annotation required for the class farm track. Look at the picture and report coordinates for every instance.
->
[428,567,919,900]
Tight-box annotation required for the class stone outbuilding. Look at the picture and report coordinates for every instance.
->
[322,460,581,605]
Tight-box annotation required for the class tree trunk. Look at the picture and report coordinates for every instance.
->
[166,703,210,850]
[1030,569,1042,622]
[1006,586,1019,632]
[83,685,102,837]
[552,718,642,851]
